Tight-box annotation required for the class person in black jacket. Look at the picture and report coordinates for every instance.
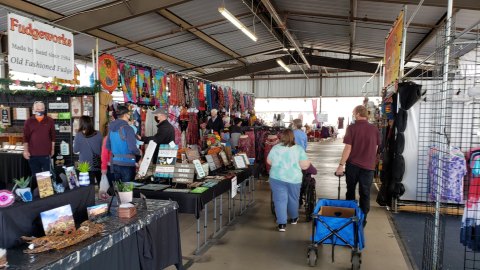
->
[206,109,224,134]
[140,108,175,160]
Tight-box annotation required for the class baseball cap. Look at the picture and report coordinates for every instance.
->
[152,108,168,115]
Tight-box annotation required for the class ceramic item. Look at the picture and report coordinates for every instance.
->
[78,172,90,186]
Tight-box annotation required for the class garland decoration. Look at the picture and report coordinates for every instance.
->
[0,79,101,96]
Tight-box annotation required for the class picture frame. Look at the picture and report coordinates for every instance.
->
[65,166,79,189]
[70,97,82,117]
[1,106,11,126]
[82,96,94,116]
[40,204,75,236]
[36,171,54,198]
[234,156,247,169]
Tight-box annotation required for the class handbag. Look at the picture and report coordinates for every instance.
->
[86,136,101,170]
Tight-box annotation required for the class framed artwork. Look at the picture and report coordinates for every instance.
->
[36,171,54,198]
[70,97,82,117]
[82,96,94,116]
[13,107,29,120]
[219,151,229,166]
[65,166,79,189]
[40,204,75,236]
[1,107,11,125]
[234,156,247,169]
[72,118,80,136]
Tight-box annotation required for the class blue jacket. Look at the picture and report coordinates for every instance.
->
[106,119,140,167]
[294,129,308,151]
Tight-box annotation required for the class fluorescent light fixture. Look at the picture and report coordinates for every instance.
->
[276,59,291,72]
[219,6,257,42]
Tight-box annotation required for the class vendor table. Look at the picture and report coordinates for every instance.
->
[133,168,254,254]
[6,200,183,270]
[0,186,95,249]
[0,152,30,189]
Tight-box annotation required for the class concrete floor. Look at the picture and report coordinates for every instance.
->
[171,140,411,270]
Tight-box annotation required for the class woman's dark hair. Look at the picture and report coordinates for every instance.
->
[280,129,296,147]
[234,117,243,126]
[79,116,95,137]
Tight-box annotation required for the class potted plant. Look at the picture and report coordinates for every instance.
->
[115,181,134,204]
[13,176,32,202]
[77,161,90,186]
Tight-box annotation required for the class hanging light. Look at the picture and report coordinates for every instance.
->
[276,59,291,73]
[219,6,258,42]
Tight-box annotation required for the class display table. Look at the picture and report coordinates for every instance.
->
[0,186,95,249]
[133,168,253,254]
[6,200,183,270]
[0,152,30,189]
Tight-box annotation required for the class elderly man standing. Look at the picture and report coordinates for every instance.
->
[141,108,175,161]
[206,109,224,134]
[23,101,56,189]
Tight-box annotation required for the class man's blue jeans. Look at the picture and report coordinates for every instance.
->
[112,165,135,183]
[270,178,301,225]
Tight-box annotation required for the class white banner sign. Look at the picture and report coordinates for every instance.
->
[8,13,74,80]
[231,176,238,198]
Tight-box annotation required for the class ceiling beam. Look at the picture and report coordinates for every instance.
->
[349,0,358,60]
[357,0,480,10]
[157,9,247,65]
[0,0,205,73]
[201,54,430,81]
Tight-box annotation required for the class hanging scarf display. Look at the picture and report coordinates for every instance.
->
[223,87,229,112]
[198,81,206,111]
[98,54,118,93]
[206,83,212,111]
[233,91,240,112]
[177,78,185,107]
[184,79,191,107]
[119,63,138,103]
[168,106,182,146]
[217,86,225,110]
[192,80,199,109]
[137,67,152,104]
[228,87,233,112]
[169,74,178,106]
[240,92,245,112]
[187,111,199,146]
[152,69,167,108]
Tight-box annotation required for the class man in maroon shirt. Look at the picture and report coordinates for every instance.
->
[23,101,55,189]
[336,105,380,225]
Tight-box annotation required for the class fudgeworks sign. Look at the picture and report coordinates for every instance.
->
[8,13,74,80]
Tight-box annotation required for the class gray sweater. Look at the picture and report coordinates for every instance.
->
[73,131,103,171]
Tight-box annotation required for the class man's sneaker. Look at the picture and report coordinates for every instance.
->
[278,224,286,232]
[289,218,299,224]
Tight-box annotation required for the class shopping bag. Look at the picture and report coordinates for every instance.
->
[99,174,110,200]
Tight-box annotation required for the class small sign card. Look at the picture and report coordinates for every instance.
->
[234,156,247,169]
[173,164,195,183]
[48,103,69,110]
[205,155,216,171]
[193,159,206,179]
[137,141,157,177]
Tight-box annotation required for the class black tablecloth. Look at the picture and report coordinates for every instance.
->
[0,186,95,249]
[0,152,31,189]
[134,169,252,219]
[6,200,183,270]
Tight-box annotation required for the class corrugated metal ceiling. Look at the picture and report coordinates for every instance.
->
[26,0,116,16]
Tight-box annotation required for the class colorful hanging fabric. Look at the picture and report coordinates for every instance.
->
[192,80,199,109]
[98,54,118,93]
[240,92,245,112]
[119,63,138,103]
[177,78,185,107]
[187,111,199,146]
[169,74,178,106]
[223,87,229,112]
[206,83,212,111]
[228,87,233,111]
[199,81,206,111]
[137,67,152,104]
[152,69,167,108]
[218,86,225,110]
[184,79,191,107]
[212,85,219,109]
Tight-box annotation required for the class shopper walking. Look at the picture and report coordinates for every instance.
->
[229,118,243,149]
[73,116,103,185]
[23,101,55,190]
[336,105,380,226]
[140,107,175,161]
[106,105,140,182]
[293,119,308,151]
[267,129,311,232]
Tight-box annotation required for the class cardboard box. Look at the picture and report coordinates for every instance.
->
[118,206,137,219]
[319,206,355,218]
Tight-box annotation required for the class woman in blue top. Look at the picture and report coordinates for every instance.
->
[267,129,311,232]
[293,119,307,151]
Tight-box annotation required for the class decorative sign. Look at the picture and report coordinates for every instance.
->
[59,125,71,133]
[239,153,250,165]
[98,54,119,93]
[212,154,222,169]
[47,112,58,119]
[82,96,94,116]
[154,144,178,178]
[70,97,82,117]
[173,164,195,183]
[384,10,404,88]
[234,156,246,169]
[58,112,71,120]
[137,141,157,178]
[186,148,201,162]
[48,103,69,110]
[219,151,229,166]
[72,118,79,136]
[205,155,217,171]
[231,176,238,198]
[193,159,206,179]
[8,13,74,80]
[1,107,11,125]
[13,107,29,120]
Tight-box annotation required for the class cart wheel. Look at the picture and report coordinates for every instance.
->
[308,249,317,267]
[351,253,361,270]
